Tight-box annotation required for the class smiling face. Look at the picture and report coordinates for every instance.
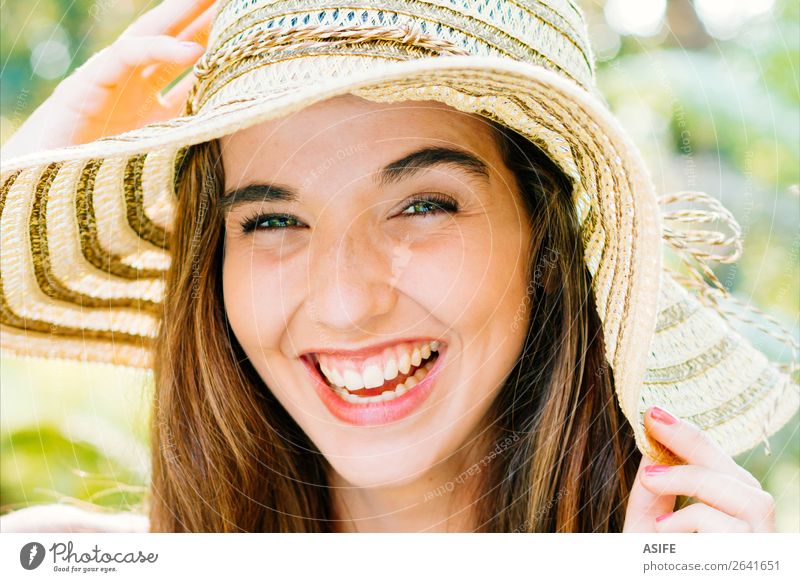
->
[219,94,532,489]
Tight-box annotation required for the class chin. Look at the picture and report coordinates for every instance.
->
[322,438,447,489]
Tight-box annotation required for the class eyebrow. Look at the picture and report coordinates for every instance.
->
[218,146,490,210]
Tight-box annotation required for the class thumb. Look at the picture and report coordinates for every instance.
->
[623,454,676,532]
[158,71,198,118]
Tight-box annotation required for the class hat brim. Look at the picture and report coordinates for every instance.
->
[1,55,795,463]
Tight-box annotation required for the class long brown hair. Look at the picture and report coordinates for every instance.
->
[149,115,640,532]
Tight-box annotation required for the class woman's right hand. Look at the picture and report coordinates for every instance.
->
[1,0,218,160]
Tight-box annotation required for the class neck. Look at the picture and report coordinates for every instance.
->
[329,437,490,532]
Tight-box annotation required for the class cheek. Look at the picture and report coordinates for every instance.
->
[400,221,530,333]
[222,244,302,351]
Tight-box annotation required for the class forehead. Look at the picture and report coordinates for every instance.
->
[219,95,502,186]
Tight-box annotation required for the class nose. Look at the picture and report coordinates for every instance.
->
[306,221,399,332]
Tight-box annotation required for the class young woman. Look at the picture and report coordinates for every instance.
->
[0,0,793,533]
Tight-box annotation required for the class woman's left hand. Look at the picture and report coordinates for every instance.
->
[623,405,776,532]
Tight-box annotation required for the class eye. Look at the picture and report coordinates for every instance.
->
[239,212,306,233]
[398,193,459,217]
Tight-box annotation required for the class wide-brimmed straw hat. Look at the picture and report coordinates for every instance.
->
[1,0,797,465]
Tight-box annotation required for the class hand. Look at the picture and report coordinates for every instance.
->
[1,0,217,159]
[623,406,776,532]
[0,504,149,533]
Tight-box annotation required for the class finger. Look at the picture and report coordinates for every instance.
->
[644,406,761,488]
[121,0,218,38]
[654,503,751,533]
[65,35,204,93]
[140,2,215,82]
[622,454,676,532]
[158,71,197,116]
[174,0,217,46]
[639,463,775,531]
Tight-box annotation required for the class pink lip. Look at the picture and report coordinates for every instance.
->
[300,344,447,426]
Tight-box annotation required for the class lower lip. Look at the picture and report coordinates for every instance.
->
[302,347,447,426]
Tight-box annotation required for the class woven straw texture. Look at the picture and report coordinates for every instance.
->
[0,0,796,465]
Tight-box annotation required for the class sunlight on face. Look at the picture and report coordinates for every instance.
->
[220,94,532,488]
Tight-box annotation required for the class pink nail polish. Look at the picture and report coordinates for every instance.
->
[650,406,679,425]
[645,464,670,476]
[655,512,673,522]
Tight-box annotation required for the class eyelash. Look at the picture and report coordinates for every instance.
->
[399,192,459,217]
[239,212,302,233]
[239,193,460,233]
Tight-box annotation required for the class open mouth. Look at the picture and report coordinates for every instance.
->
[304,340,442,404]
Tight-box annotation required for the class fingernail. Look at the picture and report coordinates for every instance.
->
[179,41,203,50]
[655,512,673,522]
[650,406,679,425]
[644,464,670,476]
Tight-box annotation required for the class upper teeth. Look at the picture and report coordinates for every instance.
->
[317,340,440,390]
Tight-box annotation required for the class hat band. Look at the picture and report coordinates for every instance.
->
[185,24,469,115]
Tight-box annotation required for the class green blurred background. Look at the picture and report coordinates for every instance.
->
[0,0,798,530]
